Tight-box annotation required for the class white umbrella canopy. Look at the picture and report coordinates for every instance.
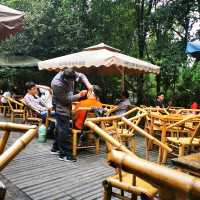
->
[0,4,24,41]
[38,43,160,76]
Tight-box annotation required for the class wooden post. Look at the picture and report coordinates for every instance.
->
[121,67,125,92]
[103,180,112,200]
[0,182,6,200]
[0,130,10,155]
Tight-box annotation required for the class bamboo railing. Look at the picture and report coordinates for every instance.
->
[85,115,200,200]
[0,122,37,171]
[0,122,37,199]
[108,150,200,200]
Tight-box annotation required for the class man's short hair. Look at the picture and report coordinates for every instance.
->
[158,93,164,97]
[25,82,36,91]
[63,68,76,81]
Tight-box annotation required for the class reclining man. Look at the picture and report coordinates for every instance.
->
[24,82,52,122]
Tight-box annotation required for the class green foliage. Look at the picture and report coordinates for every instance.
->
[0,0,199,106]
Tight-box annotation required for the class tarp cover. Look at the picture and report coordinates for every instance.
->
[38,43,160,75]
[186,41,200,60]
[0,55,40,68]
[0,4,24,41]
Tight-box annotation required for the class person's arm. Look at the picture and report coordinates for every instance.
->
[36,85,52,94]
[52,85,86,105]
[75,72,93,90]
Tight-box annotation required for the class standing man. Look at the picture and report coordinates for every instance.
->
[51,68,93,162]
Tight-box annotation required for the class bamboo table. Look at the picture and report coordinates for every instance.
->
[172,152,200,177]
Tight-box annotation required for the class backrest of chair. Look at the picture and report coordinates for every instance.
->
[21,99,40,119]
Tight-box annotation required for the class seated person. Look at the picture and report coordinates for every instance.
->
[154,93,165,108]
[74,85,103,130]
[115,90,131,115]
[1,89,11,105]
[24,82,51,122]
[191,101,198,109]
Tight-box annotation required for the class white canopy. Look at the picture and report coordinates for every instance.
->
[38,43,160,75]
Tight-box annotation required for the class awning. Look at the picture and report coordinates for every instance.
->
[0,55,40,68]
[38,43,160,75]
[0,4,24,41]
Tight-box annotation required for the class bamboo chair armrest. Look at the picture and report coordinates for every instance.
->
[166,115,200,130]
[5,97,24,107]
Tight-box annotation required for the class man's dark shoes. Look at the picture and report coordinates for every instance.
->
[50,148,59,155]
[58,155,77,162]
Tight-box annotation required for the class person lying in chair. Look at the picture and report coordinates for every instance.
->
[74,85,103,130]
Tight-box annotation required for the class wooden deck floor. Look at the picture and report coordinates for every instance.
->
[0,116,168,200]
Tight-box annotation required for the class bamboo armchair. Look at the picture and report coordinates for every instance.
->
[85,109,172,200]
[71,108,101,158]
[165,115,200,159]
[4,97,25,122]
[21,100,42,126]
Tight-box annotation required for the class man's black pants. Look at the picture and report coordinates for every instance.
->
[52,113,72,157]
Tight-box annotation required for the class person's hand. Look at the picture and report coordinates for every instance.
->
[79,90,87,97]
[87,84,93,91]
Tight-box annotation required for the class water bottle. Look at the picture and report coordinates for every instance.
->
[38,124,46,143]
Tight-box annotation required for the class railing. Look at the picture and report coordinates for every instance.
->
[85,116,200,200]
[0,122,37,200]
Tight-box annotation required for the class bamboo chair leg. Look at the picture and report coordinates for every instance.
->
[22,112,26,123]
[157,147,162,164]
[145,138,150,161]
[3,107,6,117]
[130,137,135,153]
[0,130,10,154]
[162,149,168,164]
[11,112,14,122]
[95,137,100,155]
[178,145,185,157]
[72,131,77,158]
[103,181,112,200]
[131,174,137,200]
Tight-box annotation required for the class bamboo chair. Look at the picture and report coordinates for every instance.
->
[5,97,25,122]
[71,108,101,158]
[0,102,10,117]
[21,100,42,126]
[86,110,172,200]
[165,115,200,159]
[176,108,200,115]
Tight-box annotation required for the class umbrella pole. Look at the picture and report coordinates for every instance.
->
[120,67,125,92]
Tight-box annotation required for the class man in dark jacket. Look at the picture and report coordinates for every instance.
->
[51,68,92,162]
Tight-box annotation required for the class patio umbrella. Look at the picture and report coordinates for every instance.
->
[38,43,160,89]
[186,41,200,60]
[0,4,24,41]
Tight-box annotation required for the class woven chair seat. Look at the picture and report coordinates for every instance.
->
[167,137,200,145]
